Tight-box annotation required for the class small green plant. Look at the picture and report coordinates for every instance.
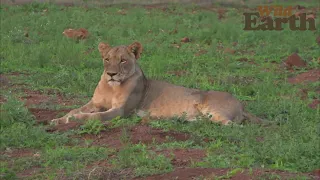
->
[0,167,17,180]
[110,115,142,128]
[42,146,110,173]
[0,96,35,128]
[113,144,173,177]
[78,119,106,135]
[120,127,131,146]
[215,168,244,180]
[0,95,71,150]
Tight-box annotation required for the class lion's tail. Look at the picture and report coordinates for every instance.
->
[242,111,272,126]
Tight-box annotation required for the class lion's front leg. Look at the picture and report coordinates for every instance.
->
[69,108,124,122]
[51,100,98,124]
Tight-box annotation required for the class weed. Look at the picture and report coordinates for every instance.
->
[112,144,173,177]
[0,96,71,149]
[215,168,244,179]
[0,167,17,180]
[42,146,110,174]
[119,127,131,146]
[109,115,141,128]
[78,119,106,135]
[1,96,35,127]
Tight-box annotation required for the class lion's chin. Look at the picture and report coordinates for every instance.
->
[108,81,121,87]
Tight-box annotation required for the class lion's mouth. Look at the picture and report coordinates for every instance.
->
[109,79,119,82]
[108,79,121,86]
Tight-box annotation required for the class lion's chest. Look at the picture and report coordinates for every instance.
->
[92,93,112,110]
[91,82,113,110]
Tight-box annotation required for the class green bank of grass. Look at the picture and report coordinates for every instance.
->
[0,96,72,149]
[112,144,173,177]
[1,2,319,178]
[0,95,111,179]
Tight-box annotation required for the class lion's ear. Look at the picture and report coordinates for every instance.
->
[98,42,111,56]
[128,41,143,60]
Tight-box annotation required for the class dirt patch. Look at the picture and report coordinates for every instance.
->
[138,168,315,180]
[298,87,320,100]
[29,108,71,123]
[284,53,307,70]
[21,89,78,107]
[0,74,10,87]
[298,88,309,100]
[308,99,319,109]
[297,88,320,109]
[155,149,206,167]
[87,159,113,169]
[64,166,134,180]
[217,8,227,19]
[0,96,7,104]
[312,169,320,178]
[78,126,124,149]
[46,121,83,132]
[130,125,190,144]
[1,73,79,107]
[288,69,320,84]
[138,168,227,180]
[20,89,50,106]
[1,74,83,125]
[5,72,30,76]
[46,89,84,106]
[16,167,42,179]
[0,148,35,158]
[76,125,190,149]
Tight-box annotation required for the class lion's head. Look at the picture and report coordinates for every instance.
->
[98,41,143,86]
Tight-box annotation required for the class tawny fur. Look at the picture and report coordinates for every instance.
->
[51,41,264,126]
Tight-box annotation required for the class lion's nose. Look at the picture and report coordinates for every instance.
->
[107,72,117,77]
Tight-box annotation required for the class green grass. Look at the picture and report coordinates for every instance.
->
[112,144,173,177]
[0,1,319,179]
[0,96,72,149]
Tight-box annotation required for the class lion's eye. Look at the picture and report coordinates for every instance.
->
[120,59,127,64]
[104,58,109,62]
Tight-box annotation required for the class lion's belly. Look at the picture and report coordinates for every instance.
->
[146,101,200,120]
[138,80,202,120]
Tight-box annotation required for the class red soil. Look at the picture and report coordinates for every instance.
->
[288,69,320,84]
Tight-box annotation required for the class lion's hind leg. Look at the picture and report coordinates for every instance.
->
[196,104,232,125]
[206,111,232,125]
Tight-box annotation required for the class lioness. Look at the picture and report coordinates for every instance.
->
[51,41,264,125]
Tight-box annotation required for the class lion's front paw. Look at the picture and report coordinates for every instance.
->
[50,117,70,125]
[221,119,232,125]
